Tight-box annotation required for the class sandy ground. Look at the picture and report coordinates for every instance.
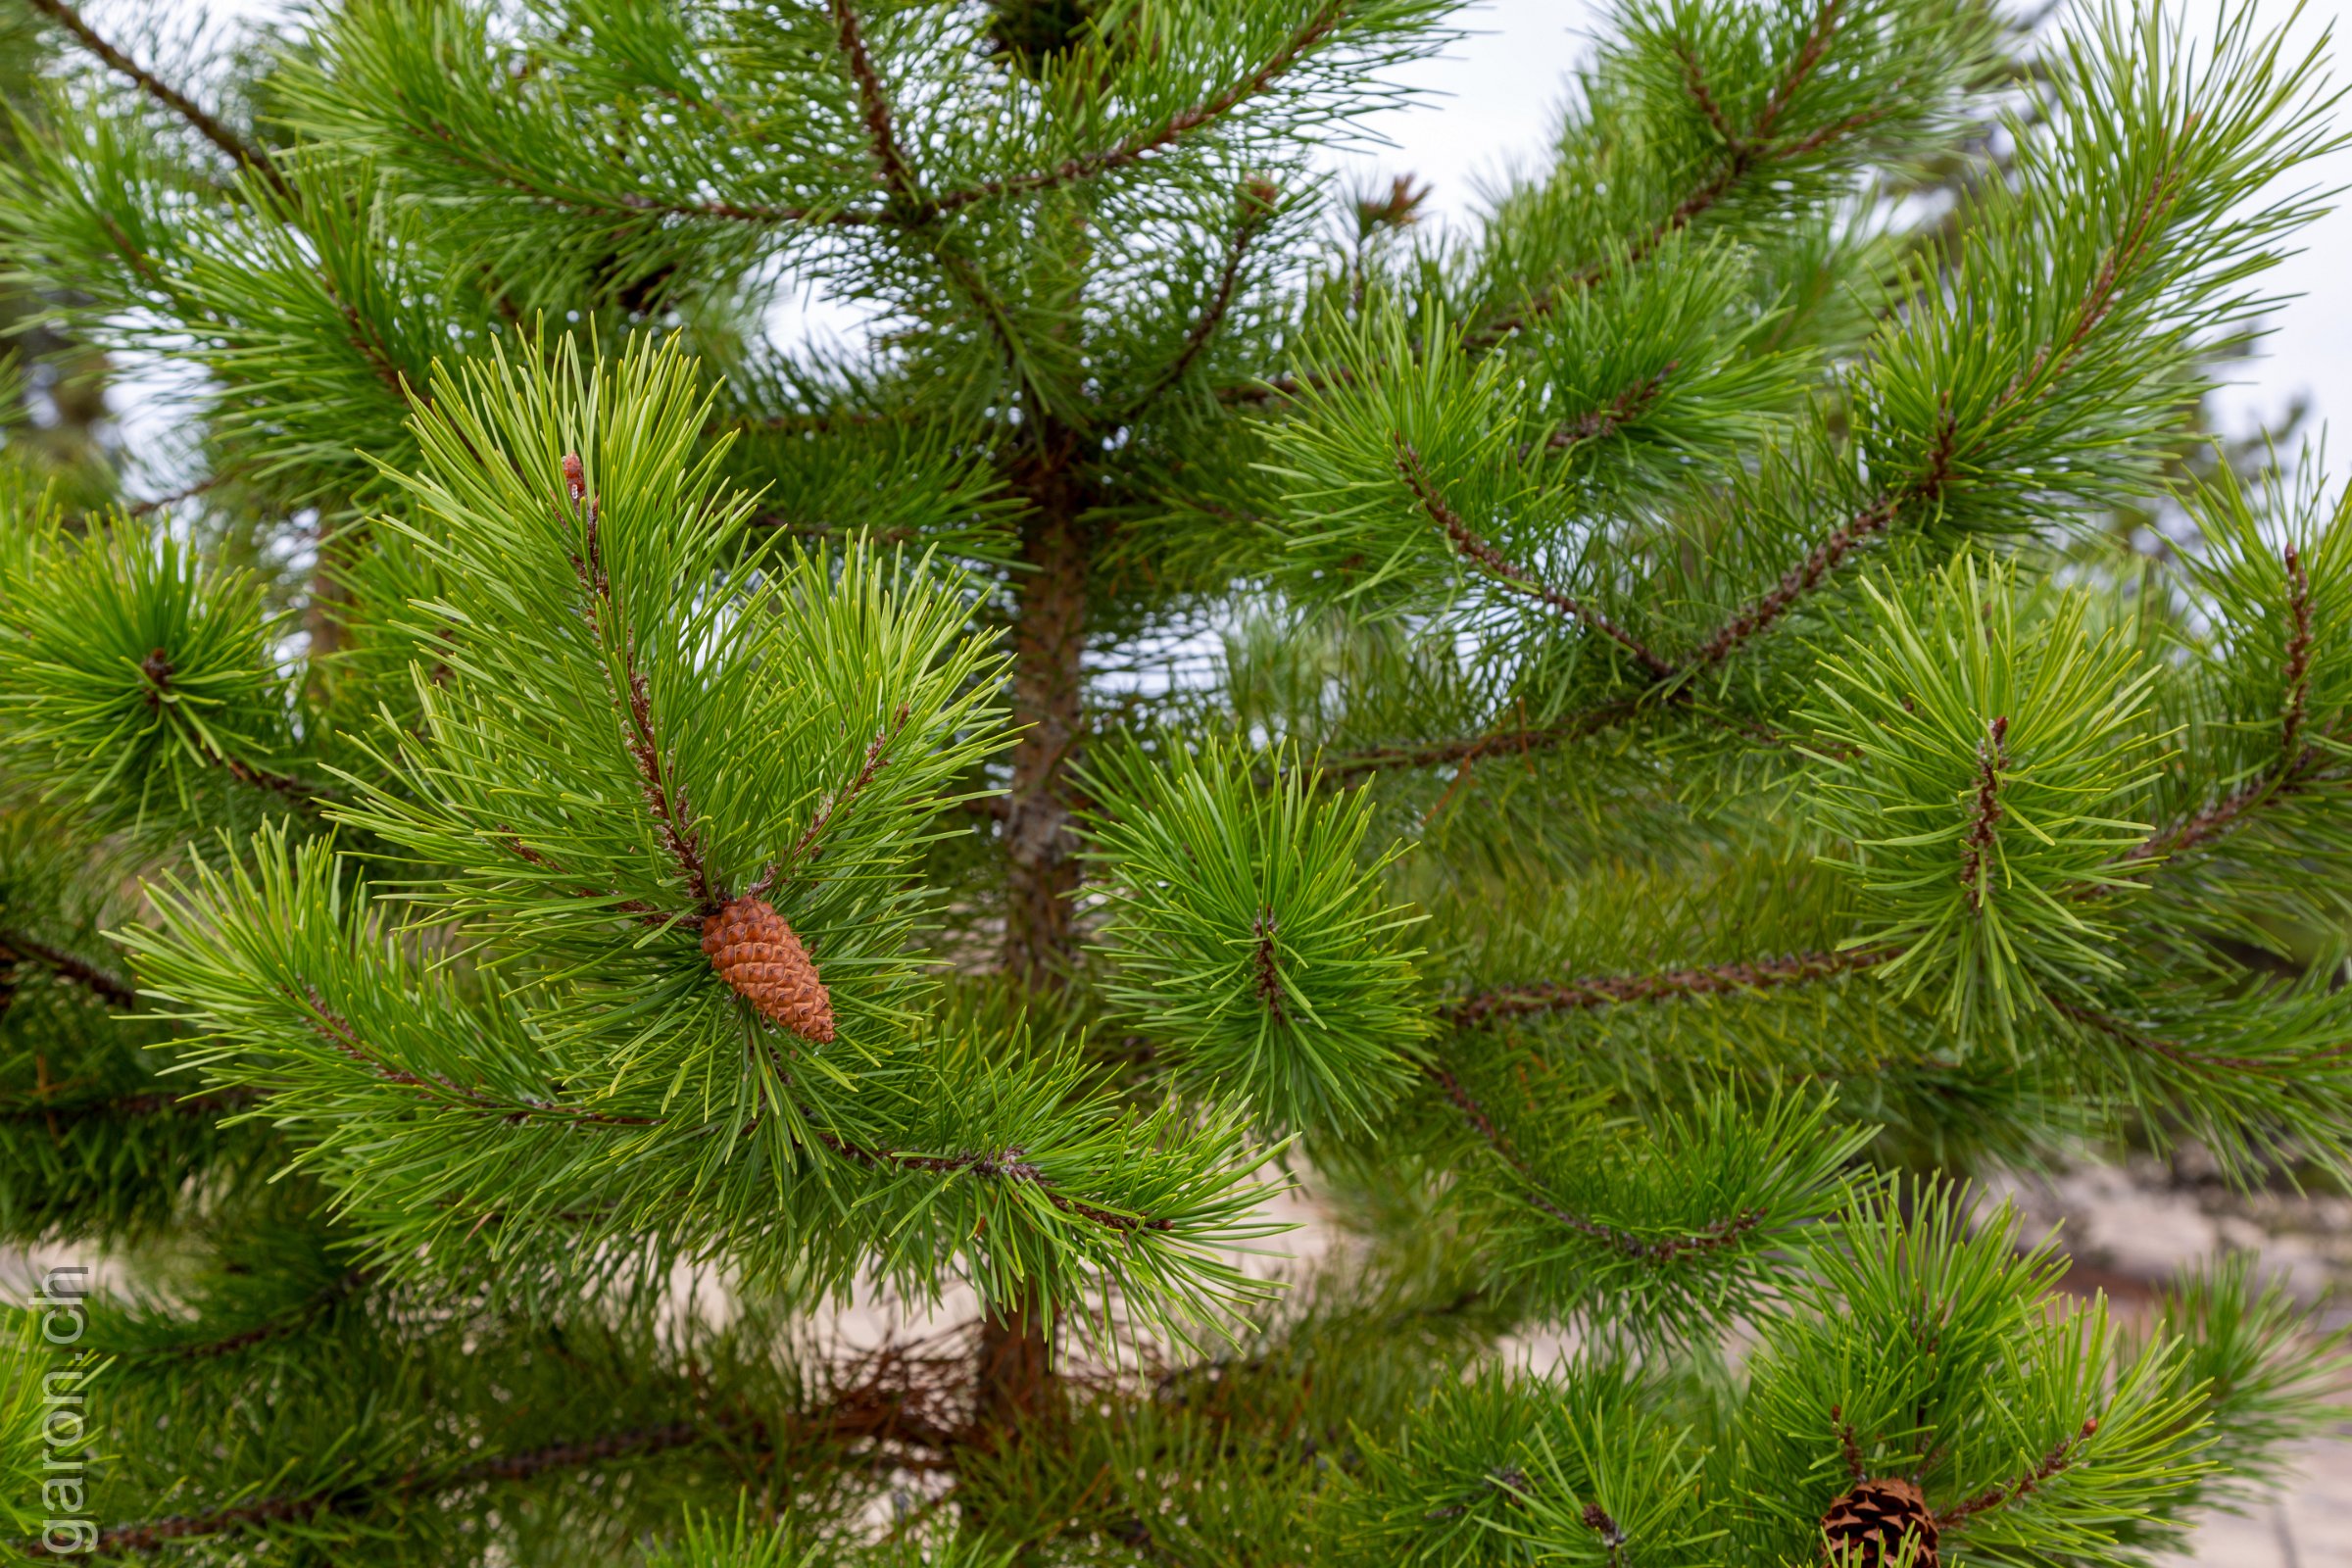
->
[10,1161,2348,1560]
[1986,1161,2352,1567]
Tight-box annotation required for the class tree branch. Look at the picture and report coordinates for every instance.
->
[1394,436,1677,680]
[0,931,138,1008]
[58,1423,708,1556]
[562,454,715,912]
[1936,1418,2098,1528]
[828,0,921,206]
[1116,197,1271,425]
[1683,404,1960,672]
[292,984,661,1129]
[1422,1059,1763,1261]
[927,3,1350,217]
[1959,714,2009,910]
[2126,548,2341,868]
[748,704,912,899]
[27,0,290,200]
[1464,0,1872,350]
[283,977,1175,1240]
[1443,946,1894,1029]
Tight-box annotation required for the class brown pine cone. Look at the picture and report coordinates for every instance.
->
[701,896,835,1043]
[1821,1477,1938,1568]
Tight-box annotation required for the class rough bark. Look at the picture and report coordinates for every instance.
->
[978,425,1091,1438]
[1001,436,1090,989]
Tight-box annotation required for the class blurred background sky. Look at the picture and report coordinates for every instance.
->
[108,0,2352,488]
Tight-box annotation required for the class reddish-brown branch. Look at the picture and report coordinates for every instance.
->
[1676,41,1741,151]
[1543,363,1676,450]
[1394,436,1676,680]
[498,832,676,928]
[1936,1418,2097,1527]
[1321,701,1646,784]
[0,932,138,1008]
[2279,544,2315,767]
[28,0,290,200]
[1753,0,1846,142]
[928,3,1350,216]
[1685,408,1959,672]
[68,1423,708,1556]
[1444,946,1894,1028]
[813,1129,1173,1234]
[561,454,715,911]
[2126,549,2338,868]
[613,190,884,226]
[750,704,912,898]
[2050,1001,2284,1077]
[1423,1059,1763,1261]
[1466,0,1857,350]
[1832,1404,1867,1483]
[828,0,920,205]
[1117,200,1270,425]
[1959,714,2009,911]
[293,985,661,1129]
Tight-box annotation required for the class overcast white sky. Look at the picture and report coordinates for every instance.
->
[117,0,2352,474]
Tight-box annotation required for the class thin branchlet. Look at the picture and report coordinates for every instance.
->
[1117,188,1275,425]
[751,703,913,898]
[0,931,139,1008]
[561,453,714,911]
[1251,906,1287,1025]
[1935,1418,2097,1526]
[1422,1059,1763,1260]
[827,0,921,208]
[2128,546,2337,866]
[929,4,1351,217]
[27,0,291,199]
[1445,947,1894,1027]
[1394,435,1677,679]
[1467,0,1864,349]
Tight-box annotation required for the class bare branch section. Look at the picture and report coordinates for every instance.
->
[28,0,290,199]
[816,1129,1176,1233]
[1684,406,1960,673]
[1445,947,1894,1029]
[929,2,1351,216]
[1335,135,2184,783]
[58,1332,996,1557]
[68,1423,707,1556]
[1424,1059,1764,1261]
[1394,437,1678,680]
[1958,714,2009,910]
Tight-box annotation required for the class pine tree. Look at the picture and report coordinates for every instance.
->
[3,0,2350,1562]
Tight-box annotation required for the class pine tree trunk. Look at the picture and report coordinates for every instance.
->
[979,433,1090,1437]
[1002,453,1088,988]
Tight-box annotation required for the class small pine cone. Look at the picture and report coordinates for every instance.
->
[702,897,835,1043]
[1821,1478,1938,1568]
